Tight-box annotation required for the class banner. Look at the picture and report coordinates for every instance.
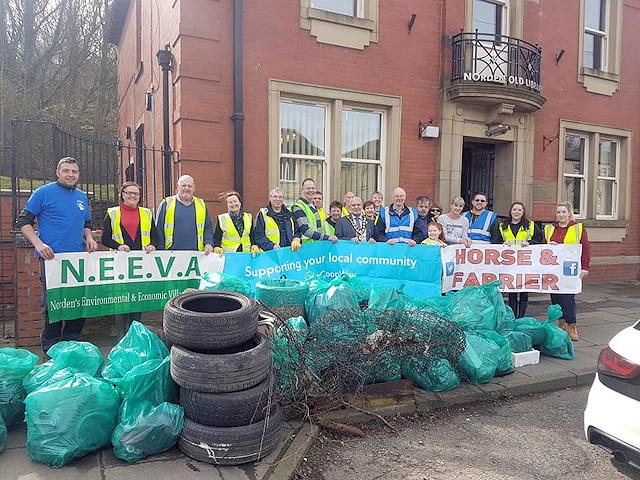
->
[44,251,224,322]
[441,244,583,293]
[222,240,443,298]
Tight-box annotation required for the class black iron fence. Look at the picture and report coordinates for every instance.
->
[451,32,542,93]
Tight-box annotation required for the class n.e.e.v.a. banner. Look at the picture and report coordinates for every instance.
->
[44,251,224,322]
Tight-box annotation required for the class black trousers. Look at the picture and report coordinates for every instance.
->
[39,258,85,352]
[550,293,577,324]
[508,292,529,318]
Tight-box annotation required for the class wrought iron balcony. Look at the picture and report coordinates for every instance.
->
[448,32,545,112]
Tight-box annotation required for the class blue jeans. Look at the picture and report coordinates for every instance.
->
[550,293,577,324]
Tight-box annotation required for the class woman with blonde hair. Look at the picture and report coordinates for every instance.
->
[213,191,258,254]
[437,196,472,247]
[544,202,590,340]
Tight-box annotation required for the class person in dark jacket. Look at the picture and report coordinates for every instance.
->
[253,187,301,251]
[490,201,542,318]
[102,181,159,338]
[335,196,375,243]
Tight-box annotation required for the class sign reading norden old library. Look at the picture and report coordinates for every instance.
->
[44,243,582,322]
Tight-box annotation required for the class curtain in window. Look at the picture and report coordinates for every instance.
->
[341,110,381,201]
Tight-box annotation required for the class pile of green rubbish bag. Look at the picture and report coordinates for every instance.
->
[202,273,574,396]
[0,322,183,467]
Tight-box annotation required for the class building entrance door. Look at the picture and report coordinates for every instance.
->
[461,141,495,211]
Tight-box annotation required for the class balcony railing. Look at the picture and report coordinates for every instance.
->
[451,32,542,93]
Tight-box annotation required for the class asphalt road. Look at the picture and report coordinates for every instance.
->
[295,385,640,480]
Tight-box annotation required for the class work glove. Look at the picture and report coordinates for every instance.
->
[251,245,260,257]
[291,237,301,252]
[213,247,224,256]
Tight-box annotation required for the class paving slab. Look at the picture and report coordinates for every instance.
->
[578,324,625,346]
[1,446,102,480]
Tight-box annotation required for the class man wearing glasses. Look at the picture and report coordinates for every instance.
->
[463,192,498,244]
[15,157,99,352]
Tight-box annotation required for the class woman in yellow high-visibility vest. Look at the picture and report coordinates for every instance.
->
[490,201,542,318]
[213,191,258,255]
[101,181,159,338]
[543,202,590,341]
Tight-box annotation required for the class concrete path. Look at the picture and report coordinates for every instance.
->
[2,282,639,479]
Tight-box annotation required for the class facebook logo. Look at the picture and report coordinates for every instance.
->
[563,261,579,276]
[446,262,455,276]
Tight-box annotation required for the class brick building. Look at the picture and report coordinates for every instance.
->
[107,0,640,283]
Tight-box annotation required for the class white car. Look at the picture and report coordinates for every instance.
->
[584,319,640,470]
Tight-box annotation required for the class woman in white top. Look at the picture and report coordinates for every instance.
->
[437,196,472,247]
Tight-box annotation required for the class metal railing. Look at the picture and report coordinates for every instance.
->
[451,32,542,93]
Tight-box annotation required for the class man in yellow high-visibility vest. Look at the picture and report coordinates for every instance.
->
[291,178,338,245]
[156,175,214,253]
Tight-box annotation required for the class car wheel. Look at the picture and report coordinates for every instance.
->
[170,334,271,393]
[163,290,259,351]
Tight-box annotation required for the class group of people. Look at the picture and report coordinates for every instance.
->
[16,158,590,352]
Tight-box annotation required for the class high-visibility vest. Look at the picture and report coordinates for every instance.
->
[382,206,416,240]
[325,220,335,235]
[219,212,252,252]
[107,206,153,247]
[293,199,328,244]
[465,210,498,242]
[499,222,535,244]
[258,208,294,250]
[544,223,583,244]
[421,237,445,246]
[162,196,207,250]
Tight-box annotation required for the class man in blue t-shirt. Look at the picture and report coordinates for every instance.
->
[15,157,99,353]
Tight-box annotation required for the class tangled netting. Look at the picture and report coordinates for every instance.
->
[269,307,466,416]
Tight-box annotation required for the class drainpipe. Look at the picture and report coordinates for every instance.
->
[156,47,173,197]
[231,0,244,196]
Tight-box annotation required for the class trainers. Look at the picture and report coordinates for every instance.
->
[557,318,568,331]
[567,323,579,341]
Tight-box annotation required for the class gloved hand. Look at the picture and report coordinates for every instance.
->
[213,247,224,256]
[291,237,301,252]
[251,245,260,257]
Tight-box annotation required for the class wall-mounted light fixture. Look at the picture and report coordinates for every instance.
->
[485,124,511,137]
[408,14,417,35]
[125,126,132,139]
[555,49,565,65]
[145,92,153,111]
[419,119,439,138]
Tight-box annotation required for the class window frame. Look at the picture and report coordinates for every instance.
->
[578,0,622,96]
[269,79,401,207]
[557,120,631,225]
[563,133,588,219]
[583,0,608,70]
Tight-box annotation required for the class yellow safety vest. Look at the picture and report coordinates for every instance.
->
[107,206,153,247]
[544,223,583,244]
[258,208,294,250]
[499,222,535,244]
[293,199,328,244]
[421,238,445,246]
[219,212,252,252]
[162,196,207,250]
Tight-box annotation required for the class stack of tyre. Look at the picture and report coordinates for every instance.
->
[163,290,282,465]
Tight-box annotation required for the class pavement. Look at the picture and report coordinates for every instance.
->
[2,281,640,479]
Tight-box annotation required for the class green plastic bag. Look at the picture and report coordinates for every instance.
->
[199,271,251,296]
[256,279,309,307]
[101,321,169,381]
[503,331,533,353]
[458,332,500,384]
[402,358,460,392]
[513,317,548,346]
[107,357,176,405]
[305,276,361,325]
[23,341,103,395]
[539,305,574,359]
[484,330,514,373]
[0,414,6,453]
[368,284,408,310]
[24,373,121,468]
[0,348,39,429]
[112,399,184,463]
